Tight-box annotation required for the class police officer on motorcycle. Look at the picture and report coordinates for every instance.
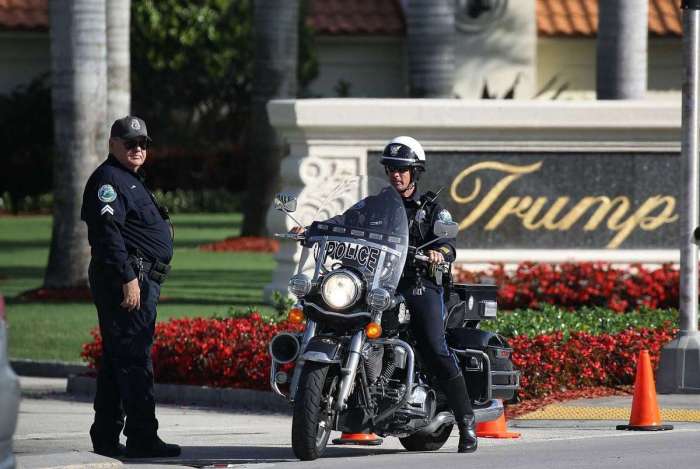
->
[381,136,478,453]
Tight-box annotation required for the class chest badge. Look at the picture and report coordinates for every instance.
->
[98,184,117,203]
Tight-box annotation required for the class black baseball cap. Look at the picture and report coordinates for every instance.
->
[110,115,152,142]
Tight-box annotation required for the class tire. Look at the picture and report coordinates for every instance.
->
[291,362,337,460]
[399,424,454,451]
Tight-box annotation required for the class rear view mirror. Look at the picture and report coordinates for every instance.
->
[433,220,459,239]
[274,193,298,213]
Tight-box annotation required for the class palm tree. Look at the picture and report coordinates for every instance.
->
[44,0,107,288]
[405,0,456,97]
[107,0,131,122]
[241,0,299,236]
[596,0,648,99]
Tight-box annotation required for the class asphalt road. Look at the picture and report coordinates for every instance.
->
[14,393,700,469]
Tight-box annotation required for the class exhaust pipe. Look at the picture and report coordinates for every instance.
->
[269,333,301,364]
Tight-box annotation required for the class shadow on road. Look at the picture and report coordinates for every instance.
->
[121,444,407,466]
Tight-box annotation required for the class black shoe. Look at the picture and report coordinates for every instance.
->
[90,425,126,457]
[93,442,126,457]
[457,415,478,453]
[125,436,181,458]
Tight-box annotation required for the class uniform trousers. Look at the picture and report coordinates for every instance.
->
[88,260,159,443]
[398,278,461,381]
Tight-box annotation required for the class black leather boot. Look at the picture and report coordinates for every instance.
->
[125,435,181,458]
[90,423,126,457]
[457,415,478,453]
[440,374,478,453]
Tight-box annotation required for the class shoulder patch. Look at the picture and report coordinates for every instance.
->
[98,184,117,203]
[352,200,365,210]
[437,209,452,222]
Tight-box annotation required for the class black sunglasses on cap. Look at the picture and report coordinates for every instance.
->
[123,138,149,150]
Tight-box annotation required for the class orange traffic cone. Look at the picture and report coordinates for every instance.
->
[476,407,521,439]
[332,432,383,446]
[616,350,673,431]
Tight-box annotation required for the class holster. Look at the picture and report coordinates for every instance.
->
[129,255,171,285]
[149,260,171,284]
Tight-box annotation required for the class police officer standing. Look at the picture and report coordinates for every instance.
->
[81,116,180,458]
[380,136,478,453]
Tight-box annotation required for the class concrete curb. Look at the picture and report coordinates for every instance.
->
[15,451,121,469]
[11,358,89,378]
[67,375,292,414]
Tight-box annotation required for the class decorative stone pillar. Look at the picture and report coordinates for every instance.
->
[263,123,369,300]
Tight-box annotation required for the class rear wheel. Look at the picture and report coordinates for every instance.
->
[291,362,337,460]
[399,424,453,451]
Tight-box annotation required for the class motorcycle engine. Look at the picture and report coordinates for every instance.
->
[392,384,436,431]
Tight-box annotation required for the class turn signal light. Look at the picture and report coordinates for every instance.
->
[365,322,382,339]
[288,307,305,323]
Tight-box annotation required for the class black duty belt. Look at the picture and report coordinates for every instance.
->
[129,255,171,285]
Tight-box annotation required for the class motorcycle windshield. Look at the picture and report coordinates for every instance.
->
[296,176,409,295]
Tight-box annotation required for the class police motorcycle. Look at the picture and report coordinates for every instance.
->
[268,176,519,461]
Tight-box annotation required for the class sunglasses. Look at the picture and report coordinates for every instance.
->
[123,138,149,150]
[385,166,410,174]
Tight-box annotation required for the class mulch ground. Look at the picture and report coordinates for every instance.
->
[505,385,633,419]
[199,236,279,253]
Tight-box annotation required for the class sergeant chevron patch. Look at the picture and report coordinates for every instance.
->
[100,205,114,216]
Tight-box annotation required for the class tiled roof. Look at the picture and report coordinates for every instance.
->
[0,0,47,31]
[308,0,405,36]
[537,0,682,37]
[0,0,685,38]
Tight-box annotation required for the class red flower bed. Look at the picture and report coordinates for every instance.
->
[81,314,676,401]
[81,313,304,389]
[199,236,279,253]
[510,325,677,400]
[454,262,680,312]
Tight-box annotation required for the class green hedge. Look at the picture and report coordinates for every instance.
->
[1,189,241,214]
[480,305,678,339]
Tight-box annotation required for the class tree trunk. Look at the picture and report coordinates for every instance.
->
[406,0,456,97]
[107,0,131,124]
[596,0,648,99]
[44,0,107,288]
[241,0,299,236]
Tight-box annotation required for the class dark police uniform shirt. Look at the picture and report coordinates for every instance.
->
[402,189,456,280]
[81,154,173,284]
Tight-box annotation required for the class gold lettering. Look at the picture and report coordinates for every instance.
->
[639,196,678,230]
[450,161,543,230]
[607,196,679,248]
[585,197,630,230]
[522,197,571,230]
[485,197,533,230]
[448,160,679,248]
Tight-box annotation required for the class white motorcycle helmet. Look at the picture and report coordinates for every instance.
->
[380,136,426,179]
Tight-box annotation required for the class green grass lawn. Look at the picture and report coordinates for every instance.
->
[0,213,277,362]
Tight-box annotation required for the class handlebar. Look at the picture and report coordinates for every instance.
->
[414,253,450,272]
[274,233,305,241]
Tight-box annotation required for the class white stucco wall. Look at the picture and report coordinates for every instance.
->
[0,32,50,94]
[537,36,682,99]
[306,36,406,98]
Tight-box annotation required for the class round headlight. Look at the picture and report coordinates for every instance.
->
[288,274,312,298]
[367,288,391,311]
[321,270,363,310]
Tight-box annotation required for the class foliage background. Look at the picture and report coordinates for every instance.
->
[0,0,319,208]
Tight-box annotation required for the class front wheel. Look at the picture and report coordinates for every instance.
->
[399,424,453,451]
[291,362,337,460]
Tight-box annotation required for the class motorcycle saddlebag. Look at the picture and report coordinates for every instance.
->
[446,328,518,402]
[445,283,498,329]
